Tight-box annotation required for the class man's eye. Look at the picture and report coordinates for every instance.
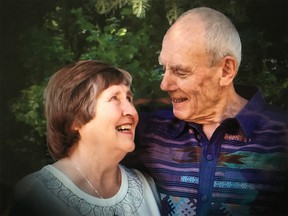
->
[174,70,188,78]
[178,72,188,78]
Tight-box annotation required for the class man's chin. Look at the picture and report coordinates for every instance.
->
[173,108,187,120]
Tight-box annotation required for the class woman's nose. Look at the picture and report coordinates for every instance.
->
[122,101,138,117]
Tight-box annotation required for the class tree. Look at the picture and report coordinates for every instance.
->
[11,0,287,136]
[1,0,287,192]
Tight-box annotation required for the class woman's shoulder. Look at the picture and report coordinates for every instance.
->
[120,165,161,213]
[120,165,156,186]
[14,165,54,197]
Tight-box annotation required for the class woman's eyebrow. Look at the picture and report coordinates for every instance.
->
[127,90,133,97]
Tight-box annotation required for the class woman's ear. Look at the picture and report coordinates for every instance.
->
[219,56,237,86]
[71,122,80,131]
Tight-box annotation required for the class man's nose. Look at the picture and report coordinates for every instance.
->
[160,71,176,91]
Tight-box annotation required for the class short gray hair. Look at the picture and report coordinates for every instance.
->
[179,7,242,70]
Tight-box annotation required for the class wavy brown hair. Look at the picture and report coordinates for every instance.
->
[44,60,132,160]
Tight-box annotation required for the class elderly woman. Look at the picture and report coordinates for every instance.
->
[11,60,161,216]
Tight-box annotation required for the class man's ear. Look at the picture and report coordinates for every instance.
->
[219,56,237,86]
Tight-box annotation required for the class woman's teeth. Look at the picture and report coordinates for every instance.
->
[116,124,131,132]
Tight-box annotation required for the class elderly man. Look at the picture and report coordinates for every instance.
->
[134,7,287,216]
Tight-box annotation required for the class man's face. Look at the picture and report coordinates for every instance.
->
[159,18,224,124]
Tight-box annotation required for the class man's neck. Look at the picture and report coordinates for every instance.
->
[203,86,247,140]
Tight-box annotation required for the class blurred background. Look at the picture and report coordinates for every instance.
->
[0,0,287,214]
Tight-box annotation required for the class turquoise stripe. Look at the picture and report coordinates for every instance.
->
[181,177,280,191]
[213,180,264,190]
[223,151,287,171]
[180,176,199,184]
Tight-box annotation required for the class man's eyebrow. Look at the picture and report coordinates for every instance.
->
[170,65,192,72]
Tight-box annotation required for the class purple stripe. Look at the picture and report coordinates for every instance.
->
[212,192,248,199]
[150,118,173,123]
[222,143,286,150]
[253,128,287,134]
[160,184,198,194]
[147,163,200,172]
[144,133,198,144]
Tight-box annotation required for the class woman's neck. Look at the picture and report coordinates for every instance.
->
[53,151,122,198]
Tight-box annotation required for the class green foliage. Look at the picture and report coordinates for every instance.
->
[95,0,149,18]
[11,2,164,138]
[9,0,288,144]
[130,0,150,18]
[165,0,185,24]
[236,23,288,110]
[70,7,164,99]
[11,84,46,137]
[16,7,78,84]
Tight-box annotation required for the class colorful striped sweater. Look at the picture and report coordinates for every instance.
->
[136,86,288,216]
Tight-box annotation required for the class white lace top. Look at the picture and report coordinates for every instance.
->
[14,164,161,216]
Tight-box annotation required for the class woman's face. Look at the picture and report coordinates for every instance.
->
[77,84,139,154]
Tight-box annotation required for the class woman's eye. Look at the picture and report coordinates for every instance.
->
[110,96,118,101]
[127,96,133,103]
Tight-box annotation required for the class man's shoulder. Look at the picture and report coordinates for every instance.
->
[246,94,288,126]
[138,108,180,133]
[139,108,175,120]
[236,84,287,125]
[262,103,288,124]
[136,108,186,140]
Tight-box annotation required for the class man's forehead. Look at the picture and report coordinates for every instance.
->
[167,14,205,40]
[160,30,206,65]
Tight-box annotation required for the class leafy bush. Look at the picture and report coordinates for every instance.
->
[10,0,288,144]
